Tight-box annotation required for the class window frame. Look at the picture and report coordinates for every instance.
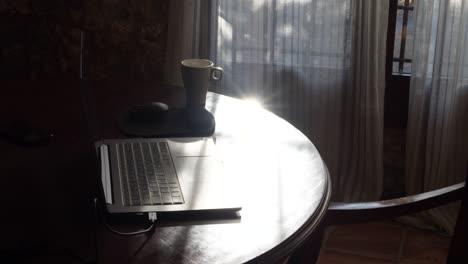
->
[385,0,411,129]
[394,0,414,74]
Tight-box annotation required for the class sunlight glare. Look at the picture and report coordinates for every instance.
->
[244,98,263,110]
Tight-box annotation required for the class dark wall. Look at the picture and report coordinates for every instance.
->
[0,0,168,79]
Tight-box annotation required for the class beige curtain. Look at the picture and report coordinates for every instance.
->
[164,0,211,86]
[337,0,388,201]
[406,0,468,233]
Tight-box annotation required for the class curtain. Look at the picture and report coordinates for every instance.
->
[164,0,211,86]
[167,0,389,202]
[406,0,468,233]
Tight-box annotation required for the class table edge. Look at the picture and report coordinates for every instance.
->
[248,168,332,263]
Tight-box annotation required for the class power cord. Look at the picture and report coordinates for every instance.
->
[93,198,156,236]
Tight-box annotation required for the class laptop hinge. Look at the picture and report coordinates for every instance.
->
[99,144,113,204]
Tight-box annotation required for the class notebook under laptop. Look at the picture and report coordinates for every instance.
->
[97,137,241,215]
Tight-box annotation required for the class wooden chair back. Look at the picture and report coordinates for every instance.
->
[290,165,467,264]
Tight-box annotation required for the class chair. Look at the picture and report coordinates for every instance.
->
[289,165,467,263]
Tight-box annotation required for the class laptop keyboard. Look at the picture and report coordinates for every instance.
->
[116,142,184,206]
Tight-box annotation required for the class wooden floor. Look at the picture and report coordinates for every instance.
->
[316,221,450,264]
[311,127,454,263]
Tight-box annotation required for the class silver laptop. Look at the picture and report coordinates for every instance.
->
[97,137,241,215]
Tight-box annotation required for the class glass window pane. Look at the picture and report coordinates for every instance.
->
[403,62,412,74]
[393,9,404,59]
[392,0,415,75]
[399,0,415,7]
[405,10,414,60]
[393,62,400,73]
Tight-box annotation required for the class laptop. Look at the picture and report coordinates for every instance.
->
[96,137,242,216]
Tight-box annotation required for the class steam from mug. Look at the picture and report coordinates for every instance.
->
[181,59,223,109]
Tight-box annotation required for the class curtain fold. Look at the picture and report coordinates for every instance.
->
[406,0,468,233]
[164,0,211,86]
[337,0,388,201]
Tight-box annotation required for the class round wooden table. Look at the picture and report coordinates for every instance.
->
[97,91,331,264]
[0,82,330,264]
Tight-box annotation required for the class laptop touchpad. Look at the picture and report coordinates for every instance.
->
[173,156,237,208]
[168,138,216,157]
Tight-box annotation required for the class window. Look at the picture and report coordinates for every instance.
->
[384,0,415,128]
[392,0,415,75]
[213,0,352,70]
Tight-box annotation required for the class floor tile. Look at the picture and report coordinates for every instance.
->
[400,228,450,264]
[382,127,407,199]
[323,222,404,261]
[322,226,337,245]
[317,249,397,264]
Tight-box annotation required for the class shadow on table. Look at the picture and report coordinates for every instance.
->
[105,210,241,229]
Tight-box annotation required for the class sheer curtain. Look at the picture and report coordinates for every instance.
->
[166,0,389,202]
[164,0,211,86]
[406,0,468,233]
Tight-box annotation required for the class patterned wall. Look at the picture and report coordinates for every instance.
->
[0,0,168,79]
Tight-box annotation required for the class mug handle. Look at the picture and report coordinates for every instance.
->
[211,67,224,80]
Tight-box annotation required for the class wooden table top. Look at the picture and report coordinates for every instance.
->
[0,81,331,264]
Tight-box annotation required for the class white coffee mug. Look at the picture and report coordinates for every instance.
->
[181,59,223,109]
